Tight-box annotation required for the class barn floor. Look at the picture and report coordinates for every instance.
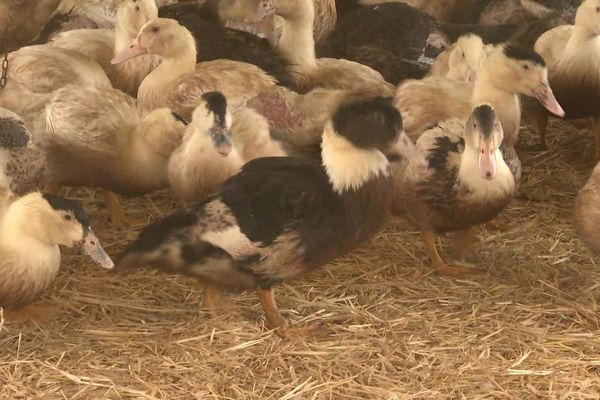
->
[2,120,600,399]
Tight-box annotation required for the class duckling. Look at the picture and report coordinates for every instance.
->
[0,0,60,52]
[168,91,284,202]
[39,85,187,225]
[0,45,111,122]
[158,2,295,88]
[248,0,394,95]
[395,44,565,145]
[50,0,161,97]
[116,97,406,337]
[428,34,487,84]
[534,0,600,153]
[392,104,520,276]
[318,2,514,86]
[0,192,113,322]
[0,108,47,207]
[574,161,600,255]
[112,18,277,121]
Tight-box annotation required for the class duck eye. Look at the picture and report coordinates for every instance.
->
[151,26,160,33]
[461,51,465,58]
[522,64,530,70]
[64,214,72,221]
[596,6,600,12]
[135,5,140,11]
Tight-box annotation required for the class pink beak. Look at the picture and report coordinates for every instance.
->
[111,38,148,64]
[533,81,565,117]
[478,146,497,180]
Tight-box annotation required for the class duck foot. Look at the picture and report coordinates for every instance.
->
[4,303,59,323]
[485,217,514,233]
[433,262,480,278]
[104,191,146,227]
[257,287,333,339]
[452,226,478,260]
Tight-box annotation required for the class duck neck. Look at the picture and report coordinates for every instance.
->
[0,195,55,247]
[138,51,197,109]
[472,66,520,145]
[278,7,318,72]
[565,25,600,55]
[321,123,389,194]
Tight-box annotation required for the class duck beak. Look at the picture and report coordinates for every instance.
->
[533,80,565,117]
[478,141,497,180]
[80,228,114,269]
[211,126,233,157]
[245,1,276,23]
[111,37,148,64]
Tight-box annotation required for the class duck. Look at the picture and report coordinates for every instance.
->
[428,34,487,83]
[38,85,187,225]
[391,104,520,276]
[574,161,600,256]
[112,18,277,121]
[318,2,516,86]
[168,91,284,202]
[0,192,113,322]
[0,45,111,122]
[0,108,47,210]
[533,0,600,154]
[395,44,565,145]
[158,2,295,88]
[115,97,406,337]
[49,0,161,97]
[247,0,394,95]
[0,0,61,52]
[35,0,122,43]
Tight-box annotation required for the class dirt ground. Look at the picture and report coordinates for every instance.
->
[2,119,600,399]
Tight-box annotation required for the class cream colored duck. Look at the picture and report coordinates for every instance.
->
[0,45,111,123]
[0,192,113,322]
[395,44,565,145]
[50,0,161,97]
[247,0,394,95]
[168,91,284,202]
[575,161,600,256]
[428,34,488,84]
[112,18,277,121]
[39,85,187,225]
[534,0,600,153]
[392,104,520,276]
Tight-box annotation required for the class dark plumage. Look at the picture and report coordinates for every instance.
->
[116,97,402,337]
[317,3,515,85]
[504,44,546,66]
[202,91,227,125]
[473,104,497,139]
[0,118,30,149]
[158,3,296,89]
[41,193,91,227]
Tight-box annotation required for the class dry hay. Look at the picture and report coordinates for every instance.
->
[2,120,600,399]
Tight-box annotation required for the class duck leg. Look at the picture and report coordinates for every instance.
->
[485,217,514,233]
[104,191,144,227]
[202,284,230,313]
[421,230,479,277]
[4,303,59,323]
[453,226,478,260]
[256,287,332,339]
[537,113,549,150]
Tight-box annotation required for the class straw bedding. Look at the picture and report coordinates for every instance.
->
[1,120,600,399]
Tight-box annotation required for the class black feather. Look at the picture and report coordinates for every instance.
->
[41,193,91,227]
[0,118,30,149]
[202,92,227,125]
[332,97,402,151]
[503,44,546,66]
[472,104,496,139]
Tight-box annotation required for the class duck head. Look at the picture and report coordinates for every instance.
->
[463,104,505,181]
[447,34,487,85]
[191,92,233,157]
[246,0,314,23]
[10,193,114,269]
[112,18,194,64]
[116,0,159,38]
[575,0,600,35]
[491,45,565,117]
